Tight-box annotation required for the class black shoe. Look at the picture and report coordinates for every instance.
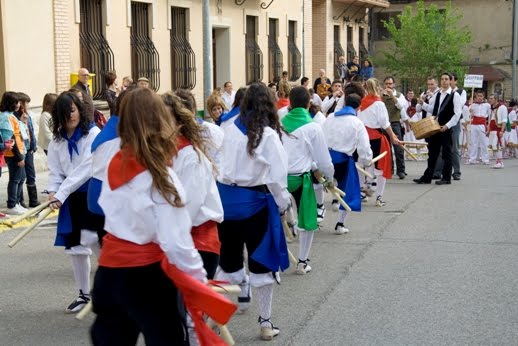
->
[452,174,461,181]
[413,177,431,184]
[397,172,406,179]
[435,180,451,185]
[19,201,28,209]
[432,175,442,180]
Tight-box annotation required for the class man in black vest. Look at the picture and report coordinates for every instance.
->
[414,72,463,185]
[73,68,91,96]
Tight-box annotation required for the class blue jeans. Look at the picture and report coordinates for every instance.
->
[5,156,26,208]
[24,150,36,185]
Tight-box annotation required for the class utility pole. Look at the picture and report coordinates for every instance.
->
[513,0,517,99]
[202,0,213,115]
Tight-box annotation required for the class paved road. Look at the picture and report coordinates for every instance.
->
[1,159,517,345]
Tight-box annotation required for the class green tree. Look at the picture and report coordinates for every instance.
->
[377,0,471,91]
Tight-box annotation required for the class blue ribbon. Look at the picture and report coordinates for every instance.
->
[334,106,356,117]
[61,123,95,161]
[216,106,240,126]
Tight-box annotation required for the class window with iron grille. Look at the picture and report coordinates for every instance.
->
[268,18,283,84]
[245,16,263,84]
[171,7,196,89]
[333,26,345,80]
[79,0,114,100]
[130,2,160,91]
[288,21,301,82]
[372,11,401,40]
[346,26,357,62]
[359,27,368,62]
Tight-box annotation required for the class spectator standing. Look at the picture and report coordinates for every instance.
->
[359,59,374,79]
[313,69,332,100]
[38,93,57,155]
[222,81,236,110]
[73,68,92,96]
[104,71,119,116]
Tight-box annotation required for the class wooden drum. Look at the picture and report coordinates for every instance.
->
[411,116,441,139]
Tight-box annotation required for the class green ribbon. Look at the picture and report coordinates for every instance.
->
[287,172,317,231]
[281,107,313,133]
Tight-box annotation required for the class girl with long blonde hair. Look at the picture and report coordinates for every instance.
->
[357,78,402,206]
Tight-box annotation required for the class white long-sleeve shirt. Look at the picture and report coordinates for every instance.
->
[99,165,206,282]
[282,122,334,179]
[321,95,342,115]
[323,113,373,166]
[201,121,224,169]
[421,87,462,129]
[218,123,290,211]
[357,101,391,130]
[173,145,223,227]
[468,103,491,118]
[492,104,508,125]
[47,126,100,203]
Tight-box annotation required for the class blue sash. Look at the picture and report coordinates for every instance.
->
[216,106,240,126]
[55,181,90,246]
[217,182,289,272]
[329,149,361,212]
[334,106,356,117]
[88,116,119,215]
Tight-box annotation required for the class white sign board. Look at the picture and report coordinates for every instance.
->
[464,74,484,88]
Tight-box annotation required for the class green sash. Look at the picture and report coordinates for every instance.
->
[287,172,317,231]
[281,107,313,133]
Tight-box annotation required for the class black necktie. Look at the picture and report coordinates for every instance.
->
[328,100,338,114]
[432,91,441,116]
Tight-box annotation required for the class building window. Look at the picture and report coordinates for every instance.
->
[171,7,196,89]
[494,83,503,97]
[359,27,368,62]
[333,26,345,80]
[79,0,115,99]
[372,11,401,40]
[346,25,356,62]
[245,16,263,84]
[130,2,160,91]
[287,20,301,82]
[268,18,283,84]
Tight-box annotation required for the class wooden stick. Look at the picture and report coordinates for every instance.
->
[355,163,374,179]
[334,186,345,197]
[370,151,388,165]
[3,200,52,226]
[282,217,294,243]
[75,300,93,320]
[332,191,352,212]
[211,285,242,295]
[401,141,428,146]
[8,208,53,248]
[217,324,235,345]
[402,145,419,161]
[287,248,298,266]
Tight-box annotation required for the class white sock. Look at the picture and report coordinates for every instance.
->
[255,284,273,324]
[337,209,347,224]
[313,184,324,205]
[70,254,91,295]
[374,170,386,198]
[298,231,314,262]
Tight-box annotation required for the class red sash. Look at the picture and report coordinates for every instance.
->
[177,137,221,255]
[471,116,487,125]
[99,233,236,346]
[489,119,500,132]
[192,221,220,255]
[365,127,392,179]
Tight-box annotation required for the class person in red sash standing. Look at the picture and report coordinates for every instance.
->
[91,88,235,346]
[467,90,491,164]
[488,94,507,169]
[357,78,402,207]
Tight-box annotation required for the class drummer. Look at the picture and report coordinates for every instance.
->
[413,72,462,185]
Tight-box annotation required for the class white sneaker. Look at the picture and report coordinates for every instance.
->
[16,203,28,212]
[238,276,251,313]
[259,317,280,340]
[334,222,350,235]
[295,260,312,275]
[491,161,504,169]
[331,200,339,212]
[316,204,325,223]
[7,204,25,215]
[375,196,386,207]
[361,193,369,203]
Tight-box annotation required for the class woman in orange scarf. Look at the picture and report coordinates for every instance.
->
[357,78,402,207]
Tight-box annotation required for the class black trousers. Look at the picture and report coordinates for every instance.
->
[423,130,453,181]
[217,207,271,274]
[90,262,189,346]
[390,122,406,174]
